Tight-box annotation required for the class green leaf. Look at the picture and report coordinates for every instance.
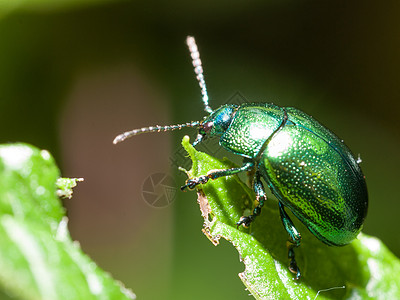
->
[0,143,135,300]
[181,135,400,299]
[56,177,84,199]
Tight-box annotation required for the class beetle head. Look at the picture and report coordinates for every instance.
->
[193,104,238,146]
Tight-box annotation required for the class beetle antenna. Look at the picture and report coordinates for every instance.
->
[186,36,213,114]
[113,121,200,144]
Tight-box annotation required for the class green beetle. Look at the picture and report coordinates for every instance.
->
[113,36,368,279]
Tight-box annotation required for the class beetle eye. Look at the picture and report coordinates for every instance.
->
[203,121,214,133]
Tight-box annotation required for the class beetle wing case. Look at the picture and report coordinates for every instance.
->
[261,107,368,246]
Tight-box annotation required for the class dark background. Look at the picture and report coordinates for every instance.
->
[1,1,399,299]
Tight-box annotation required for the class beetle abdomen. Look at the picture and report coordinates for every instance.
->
[261,108,368,246]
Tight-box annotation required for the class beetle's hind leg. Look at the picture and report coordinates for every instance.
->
[237,172,266,228]
[278,201,302,279]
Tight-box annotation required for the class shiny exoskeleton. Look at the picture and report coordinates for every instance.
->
[113,37,368,279]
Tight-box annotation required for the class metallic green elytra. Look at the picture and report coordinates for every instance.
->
[113,37,368,280]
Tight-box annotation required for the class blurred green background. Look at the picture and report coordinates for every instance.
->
[1,1,399,299]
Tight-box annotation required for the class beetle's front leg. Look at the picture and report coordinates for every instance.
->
[181,161,254,191]
[278,201,302,280]
[237,172,266,227]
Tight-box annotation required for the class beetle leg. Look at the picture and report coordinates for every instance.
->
[237,172,266,227]
[278,201,302,279]
[181,161,254,191]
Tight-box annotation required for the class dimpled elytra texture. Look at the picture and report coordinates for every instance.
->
[262,107,368,246]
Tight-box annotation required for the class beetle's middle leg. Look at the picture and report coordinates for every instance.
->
[237,172,266,227]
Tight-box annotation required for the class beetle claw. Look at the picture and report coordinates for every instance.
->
[181,175,211,191]
[181,180,196,191]
[236,215,253,228]
[289,259,301,280]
